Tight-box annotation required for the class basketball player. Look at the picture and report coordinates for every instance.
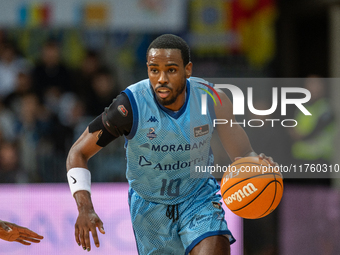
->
[0,219,43,245]
[66,34,277,254]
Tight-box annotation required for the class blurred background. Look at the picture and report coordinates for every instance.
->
[0,0,340,254]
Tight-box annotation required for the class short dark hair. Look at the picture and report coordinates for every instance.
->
[146,34,190,66]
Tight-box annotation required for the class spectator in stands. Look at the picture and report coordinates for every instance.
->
[31,39,72,113]
[15,92,73,182]
[0,99,17,143]
[84,68,120,116]
[0,142,27,183]
[0,42,31,99]
[3,70,34,116]
[72,49,102,100]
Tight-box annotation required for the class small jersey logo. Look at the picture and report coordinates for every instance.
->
[194,124,209,137]
[139,156,152,166]
[117,105,128,117]
[139,143,151,149]
[146,128,157,140]
[212,201,221,210]
[147,116,159,122]
[189,214,211,229]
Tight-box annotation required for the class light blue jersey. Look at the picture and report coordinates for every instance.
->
[123,77,216,204]
[123,77,236,255]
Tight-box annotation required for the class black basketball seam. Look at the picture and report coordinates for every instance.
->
[222,173,282,198]
[258,172,278,218]
[231,180,282,212]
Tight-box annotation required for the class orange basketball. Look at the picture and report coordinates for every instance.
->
[221,157,283,219]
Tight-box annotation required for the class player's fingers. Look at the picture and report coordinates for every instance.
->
[79,228,86,250]
[234,157,242,162]
[259,153,277,166]
[90,226,100,248]
[266,156,274,163]
[16,238,31,246]
[258,153,266,159]
[21,228,43,239]
[0,221,12,232]
[19,236,41,243]
[97,220,105,234]
[84,229,91,252]
[266,157,278,167]
[75,225,81,246]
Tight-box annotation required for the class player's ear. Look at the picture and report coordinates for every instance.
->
[185,62,193,78]
[146,62,150,77]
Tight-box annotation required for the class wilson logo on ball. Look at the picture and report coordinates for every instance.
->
[224,183,258,205]
[221,157,284,219]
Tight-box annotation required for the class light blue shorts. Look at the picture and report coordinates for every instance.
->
[128,178,236,255]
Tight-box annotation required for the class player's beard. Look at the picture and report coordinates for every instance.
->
[155,77,186,106]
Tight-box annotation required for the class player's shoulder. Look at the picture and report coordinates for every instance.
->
[188,77,213,89]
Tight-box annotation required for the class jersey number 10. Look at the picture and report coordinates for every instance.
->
[160,178,181,196]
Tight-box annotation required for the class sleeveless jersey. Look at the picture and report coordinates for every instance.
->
[123,77,216,204]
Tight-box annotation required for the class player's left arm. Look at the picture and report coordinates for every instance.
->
[0,220,43,245]
[214,89,277,166]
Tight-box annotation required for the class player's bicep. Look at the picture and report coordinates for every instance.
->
[214,90,254,160]
[78,128,103,157]
[66,128,103,170]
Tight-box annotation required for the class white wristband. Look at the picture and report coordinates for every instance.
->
[67,167,91,196]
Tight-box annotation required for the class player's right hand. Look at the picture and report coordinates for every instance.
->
[75,209,105,252]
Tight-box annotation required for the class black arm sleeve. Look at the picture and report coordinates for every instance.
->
[88,93,133,147]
